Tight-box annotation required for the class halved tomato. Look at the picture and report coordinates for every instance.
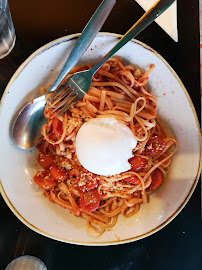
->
[149,169,163,190]
[50,165,68,181]
[34,170,57,190]
[80,189,101,212]
[124,175,141,185]
[78,170,98,192]
[52,117,63,135]
[129,156,146,172]
[38,153,54,169]
[36,141,47,154]
[145,136,166,156]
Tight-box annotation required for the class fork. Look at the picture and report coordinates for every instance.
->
[47,0,175,116]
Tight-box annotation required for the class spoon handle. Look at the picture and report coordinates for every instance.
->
[90,0,175,75]
[47,0,116,94]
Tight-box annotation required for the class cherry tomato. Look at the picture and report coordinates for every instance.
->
[50,165,68,181]
[78,171,98,192]
[80,189,101,212]
[52,117,63,135]
[37,141,47,154]
[129,156,146,172]
[34,170,57,190]
[47,143,56,154]
[37,141,55,154]
[38,153,54,169]
[124,175,141,185]
[145,136,166,155]
[149,169,163,190]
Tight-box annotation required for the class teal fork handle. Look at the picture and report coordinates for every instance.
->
[47,0,116,94]
[90,0,175,75]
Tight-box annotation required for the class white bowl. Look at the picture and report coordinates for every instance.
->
[0,33,201,245]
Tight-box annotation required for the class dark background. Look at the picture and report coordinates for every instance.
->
[0,0,201,269]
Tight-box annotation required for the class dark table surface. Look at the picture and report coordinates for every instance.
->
[0,0,201,269]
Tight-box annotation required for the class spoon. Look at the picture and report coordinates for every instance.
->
[11,0,116,149]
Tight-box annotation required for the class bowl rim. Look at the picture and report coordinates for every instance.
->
[0,32,201,246]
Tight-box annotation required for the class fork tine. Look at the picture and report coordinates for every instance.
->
[48,89,73,109]
[46,82,68,105]
[51,91,78,113]
[54,95,78,116]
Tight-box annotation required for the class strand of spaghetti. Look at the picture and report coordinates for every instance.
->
[99,206,122,217]
[109,56,126,69]
[99,197,115,208]
[121,203,140,218]
[137,116,156,129]
[88,86,101,96]
[106,90,132,102]
[85,211,110,223]
[86,221,105,234]
[125,65,135,71]
[159,154,172,168]
[156,117,169,137]
[140,87,158,108]
[80,106,93,118]
[101,192,132,199]
[125,198,143,207]
[139,64,155,83]
[48,190,74,211]
[99,90,106,111]
[84,94,100,102]
[138,111,157,120]
[131,98,157,119]
[142,142,177,183]
[58,193,80,217]
[118,70,135,87]
[75,102,86,107]
[82,212,118,228]
[132,97,146,114]
[92,81,137,101]
[140,86,152,97]
[64,132,75,142]
[115,102,131,109]
[134,77,149,86]
[98,109,130,117]
[85,100,97,117]
[110,96,133,105]
[113,106,130,113]
[131,97,147,116]
[92,72,103,82]
[105,95,113,110]
[98,69,143,98]
[125,175,152,194]
[153,138,177,161]
[130,114,148,141]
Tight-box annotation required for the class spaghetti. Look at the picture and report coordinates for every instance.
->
[34,57,177,234]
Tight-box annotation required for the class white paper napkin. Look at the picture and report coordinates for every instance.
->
[135,0,178,42]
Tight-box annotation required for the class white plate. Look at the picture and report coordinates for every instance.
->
[0,33,201,245]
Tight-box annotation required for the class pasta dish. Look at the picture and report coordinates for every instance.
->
[33,57,177,234]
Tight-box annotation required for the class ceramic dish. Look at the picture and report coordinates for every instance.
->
[0,33,201,245]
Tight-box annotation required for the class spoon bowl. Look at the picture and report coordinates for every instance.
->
[12,95,46,149]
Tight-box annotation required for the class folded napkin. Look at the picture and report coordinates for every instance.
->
[135,0,178,42]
